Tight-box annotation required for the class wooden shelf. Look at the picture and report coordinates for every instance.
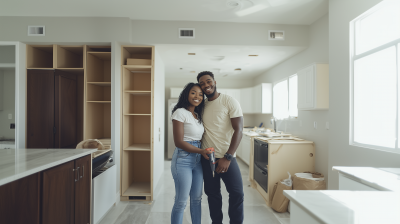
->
[88,82,111,87]
[122,182,151,196]
[122,65,152,72]
[125,91,151,95]
[87,46,111,52]
[122,46,153,66]
[87,101,111,103]
[124,144,151,151]
[87,52,111,82]
[88,52,111,60]
[56,68,84,75]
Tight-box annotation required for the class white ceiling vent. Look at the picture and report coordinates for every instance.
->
[28,26,45,36]
[179,28,195,38]
[269,30,284,41]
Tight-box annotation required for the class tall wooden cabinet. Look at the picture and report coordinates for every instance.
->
[26,45,112,149]
[120,46,154,201]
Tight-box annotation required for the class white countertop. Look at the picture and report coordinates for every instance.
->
[243,131,262,137]
[0,148,97,186]
[284,190,400,224]
[333,166,400,191]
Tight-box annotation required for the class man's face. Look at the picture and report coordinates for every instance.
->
[199,75,216,97]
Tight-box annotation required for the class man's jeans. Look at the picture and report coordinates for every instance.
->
[201,156,244,224]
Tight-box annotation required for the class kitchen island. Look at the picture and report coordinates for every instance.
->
[0,148,96,224]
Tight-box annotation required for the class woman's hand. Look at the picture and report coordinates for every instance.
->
[200,149,212,160]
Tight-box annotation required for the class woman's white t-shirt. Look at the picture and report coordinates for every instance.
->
[172,108,204,141]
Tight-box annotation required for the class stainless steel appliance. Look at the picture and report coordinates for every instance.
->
[254,138,269,192]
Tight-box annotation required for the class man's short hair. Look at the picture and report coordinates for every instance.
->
[197,71,215,82]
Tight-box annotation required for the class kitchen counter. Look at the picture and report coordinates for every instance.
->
[284,190,400,224]
[255,136,314,144]
[0,148,97,186]
[333,166,400,192]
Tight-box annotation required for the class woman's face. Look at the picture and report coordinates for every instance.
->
[188,85,203,107]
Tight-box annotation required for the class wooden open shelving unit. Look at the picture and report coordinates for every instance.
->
[121,46,154,201]
[85,46,112,148]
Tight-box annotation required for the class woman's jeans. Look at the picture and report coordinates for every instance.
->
[171,141,203,224]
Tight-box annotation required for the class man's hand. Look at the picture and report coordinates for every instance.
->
[215,157,231,174]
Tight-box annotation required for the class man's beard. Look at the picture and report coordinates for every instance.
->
[205,86,217,98]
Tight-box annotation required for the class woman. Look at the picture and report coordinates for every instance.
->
[171,83,211,224]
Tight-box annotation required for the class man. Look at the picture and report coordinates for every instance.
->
[197,71,244,224]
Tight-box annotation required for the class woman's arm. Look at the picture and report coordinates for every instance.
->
[173,120,210,159]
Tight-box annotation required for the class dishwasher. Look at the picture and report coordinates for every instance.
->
[254,138,269,192]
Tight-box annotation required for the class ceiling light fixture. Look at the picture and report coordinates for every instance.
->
[234,68,242,71]
[249,55,258,57]
[236,4,268,17]
[190,71,196,73]
[188,53,196,55]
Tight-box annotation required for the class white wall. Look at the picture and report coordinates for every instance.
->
[327,0,400,189]
[153,49,166,192]
[0,46,15,63]
[0,17,131,43]
[0,69,15,139]
[253,14,329,183]
[132,20,309,47]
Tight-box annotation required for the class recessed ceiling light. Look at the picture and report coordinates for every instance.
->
[249,55,258,57]
[234,68,242,71]
[190,71,196,73]
[188,53,196,55]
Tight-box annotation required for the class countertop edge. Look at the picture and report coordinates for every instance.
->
[0,149,97,187]
[283,190,327,224]
[332,167,390,191]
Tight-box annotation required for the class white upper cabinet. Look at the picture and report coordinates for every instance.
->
[252,83,272,114]
[240,87,253,114]
[297,63,329,110]
[220,89,241,103]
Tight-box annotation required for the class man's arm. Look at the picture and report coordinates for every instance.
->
[215,116,243,173]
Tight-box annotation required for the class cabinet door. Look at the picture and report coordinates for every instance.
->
[75,155,91,224]
[27,69,55,148]
[298,65,315,109]
[261,83,272,114]
[55,71,77,148]
[253,85,262,113]
[0,173,40,224]
[42,161,75,224]
[240,88,253,114]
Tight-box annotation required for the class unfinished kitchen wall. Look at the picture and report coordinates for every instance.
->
[252,14,329,184]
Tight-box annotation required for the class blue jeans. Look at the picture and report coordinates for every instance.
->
[201,156,244,224]
[171,141,203,224]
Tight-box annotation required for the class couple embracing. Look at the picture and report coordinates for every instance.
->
[171,71,244,224]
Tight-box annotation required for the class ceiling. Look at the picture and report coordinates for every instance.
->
[1,0,328,25]
[156,44,306,79]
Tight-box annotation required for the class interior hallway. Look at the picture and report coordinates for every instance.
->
[99,158,290,224]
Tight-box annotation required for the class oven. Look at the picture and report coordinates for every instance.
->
[254,138,268,192]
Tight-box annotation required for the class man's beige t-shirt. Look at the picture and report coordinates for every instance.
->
[201,93,243,158]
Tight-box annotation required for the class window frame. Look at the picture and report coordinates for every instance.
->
[349,0,400,154]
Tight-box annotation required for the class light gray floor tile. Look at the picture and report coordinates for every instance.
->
[99,159,285,224]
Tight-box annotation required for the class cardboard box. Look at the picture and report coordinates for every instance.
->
[127,58,151,65]
[293,175,326,190]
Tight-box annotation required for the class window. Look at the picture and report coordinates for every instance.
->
[350,0,400,152]
[273,75,298,119]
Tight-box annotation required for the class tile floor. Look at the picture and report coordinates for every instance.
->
[99,158,290,224]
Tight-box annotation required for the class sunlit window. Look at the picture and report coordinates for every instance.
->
[350,0,400,152]
[273,75,298,119]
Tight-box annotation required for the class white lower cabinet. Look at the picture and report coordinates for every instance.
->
[93,165,117,224]
[241,135,251,165]
[338,173,379,191]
